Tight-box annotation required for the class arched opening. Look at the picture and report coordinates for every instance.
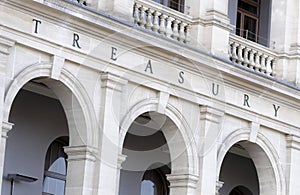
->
[219,142,259,195]
[229,185,253,195]
[2,79,71,195]
[119,111,191,195]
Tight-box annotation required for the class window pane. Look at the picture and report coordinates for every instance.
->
[43,177,66,195]
[243,15,257,41]
[238,1,258,15]
[169,0,185,13]
[236,12,242,36]
[141,180,155,195]
[153,0,162,4]
[48,157,66,175]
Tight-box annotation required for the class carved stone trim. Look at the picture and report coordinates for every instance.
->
[200,105,224,123]
[167,173,199,189]
[0,36,15,55]
[117,153,127,169]
[1,121,14,138]
[100,72,128,92]
[64,145,98,162]
[287,134,300,150]
[216,180,224,195]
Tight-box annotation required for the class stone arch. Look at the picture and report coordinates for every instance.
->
[119,98,199,176]
[3,62,98,147]
[217,128,285,195]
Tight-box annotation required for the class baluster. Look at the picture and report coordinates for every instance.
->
[265,56,273,76]
[260,54,267,74]
[171,19,180,40]
[271,59,276,77]
[145,8,153,30]
[178,22,186,42]
[228,43,232,59]
[249,49,255,69]
[158,14,167,35]
[138,5,146,27]
[184,24,191,43]
[231,42,238,63]
[237,44,244,65]
[254,52,262,71]
[133,3,140,24]
[165,16,174,38]
[243,47,250,67]
[152,11,160,33]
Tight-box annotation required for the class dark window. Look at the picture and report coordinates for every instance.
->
[153,0,185,13]
[42,137,69,195]
[141,166,170,195]
[236,0,260,42]
[230,185,254,195]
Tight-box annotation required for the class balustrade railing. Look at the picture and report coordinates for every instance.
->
[133,0,192,43]
[229,34,277,77]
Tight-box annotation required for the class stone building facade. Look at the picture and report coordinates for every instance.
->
[1,0,300,194]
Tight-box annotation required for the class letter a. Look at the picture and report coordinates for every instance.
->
[145,60,153,74]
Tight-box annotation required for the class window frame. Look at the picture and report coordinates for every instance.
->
[42,137,69,195]
[153,0,185,13]
[236,0,260,42]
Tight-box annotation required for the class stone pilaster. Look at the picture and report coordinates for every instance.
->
[188,0,232,58]
[95,72,127,195]
[115,154,127,195]
[0,122,13,193]
[270,0,300,86]
[0,36,15,125]
[167,173,198,195]
[0,35,15,125]
[0,36,15,194]
[286,134,300,195]
[197,105,224,195]
[64,145,98,195]
[96,0,134,21]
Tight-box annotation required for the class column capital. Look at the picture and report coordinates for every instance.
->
[2,121,14,138]
[167,173,199,189]
[64,145,98,162]
[287,134,300,150]
[100,72,128,92]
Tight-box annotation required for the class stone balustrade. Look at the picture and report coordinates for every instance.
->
[133,0,192,43]
[229,34,277,77]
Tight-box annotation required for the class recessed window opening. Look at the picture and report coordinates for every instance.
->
[42,137,69,195]
[153,0,185,13]
[236,0,260,42]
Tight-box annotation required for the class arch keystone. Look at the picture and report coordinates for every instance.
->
[50,55,65,80]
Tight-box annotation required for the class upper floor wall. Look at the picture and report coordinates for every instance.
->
[2,0,300,87]
[74,0,300,86]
